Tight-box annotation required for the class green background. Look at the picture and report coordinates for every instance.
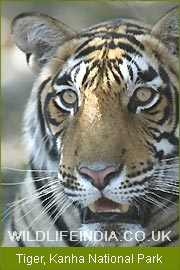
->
[1,247,180,269]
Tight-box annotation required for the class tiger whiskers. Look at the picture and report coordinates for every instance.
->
[2,176,52,186]
[2,187,45,222]
[52,57,65,63]
[48,200,75,230]
[130,197,142,216]
[2,179,59,222]
[16,191,56,224]
[148,191,178,206]
[149,184,178,196]
[19,183,75,231]
[3,166,57,174]
[69,201,80,217]
[46,192,72,226]
[48,189,80,226]
[141,193,176,213]
[24,193,60,230]
[13,181,63,229]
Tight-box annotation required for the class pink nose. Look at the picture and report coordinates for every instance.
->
[79,166,117,190]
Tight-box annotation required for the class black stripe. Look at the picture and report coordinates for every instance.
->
[37,78,60,161]
[89,59,100,73]
[81,31,147,43]
[81,31,107,39]
[105,63,111,89]
[147,126,161,135]
[112,60,124,81]
[37,77,51,150]
[138,66,158,82]
[44,93,61,127]
[75,44,104,59]
[147,109,161,116]
[26,53,31,64]
[110,68,121,85]
[155,132,179,145]
[145,104,170,127]
[52,99,69,114]
[125,21,150,30]
[126,29,147,35]
[159,66,170,84]
[156,105,170,126]
[144,139,157,154]
[163,85,173,105]
[172,85,179,133]
[55,73,72,86]
[76,34,145,59]
[76,37,94,54]
[117,42,142,56]
[122,53,140,69]
[125,35,145,51]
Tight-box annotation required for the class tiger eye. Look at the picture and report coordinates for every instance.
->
[62,90,77,105]
[134,87,153,103]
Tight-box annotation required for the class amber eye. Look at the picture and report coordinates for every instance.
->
[59,90,78,109]
[55,89,78,113]
[134,87,154,103]
[128,87,159,113]
[61,90,77,105]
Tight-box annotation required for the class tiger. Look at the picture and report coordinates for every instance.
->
[2,7,179,247]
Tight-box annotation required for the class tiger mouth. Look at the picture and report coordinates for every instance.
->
[81,197,145,225]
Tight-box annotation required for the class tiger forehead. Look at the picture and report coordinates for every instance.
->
[77,36,125,62]
[52,20,162,94]
[77,18,150,58]
[54,40,160,95]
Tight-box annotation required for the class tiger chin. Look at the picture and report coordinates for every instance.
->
[3,7,178,247]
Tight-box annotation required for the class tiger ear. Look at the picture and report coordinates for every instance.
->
[151,7,179,57]
[12,12,76,73]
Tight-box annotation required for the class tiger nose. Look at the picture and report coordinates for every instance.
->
[79,166,118,190]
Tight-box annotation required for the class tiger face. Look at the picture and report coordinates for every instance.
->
[12,8,178,246]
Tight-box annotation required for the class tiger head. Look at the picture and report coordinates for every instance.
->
[12,7,178,246]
